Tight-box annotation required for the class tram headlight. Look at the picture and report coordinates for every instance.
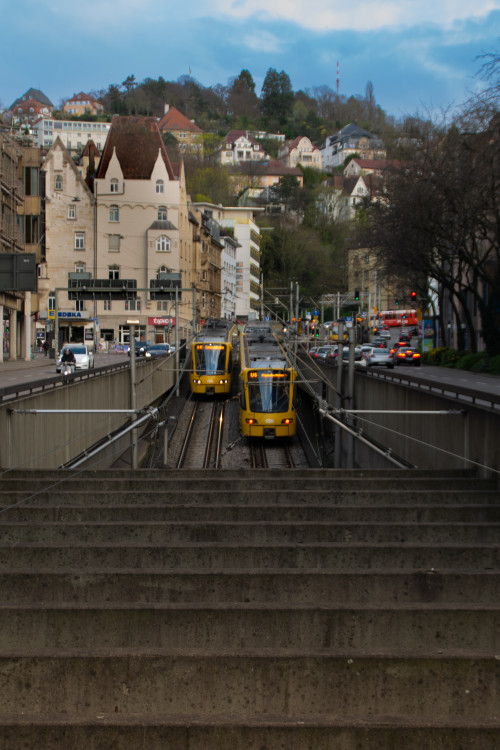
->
[246,418,258,425]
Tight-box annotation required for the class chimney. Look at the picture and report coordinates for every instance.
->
[164,104,170,115]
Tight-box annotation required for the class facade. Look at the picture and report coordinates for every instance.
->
[343,158,393,178]
[31,118,111,154]
[63,93,104,117]
[321,123,386,171]
[8,89,54,127]
[194,202,263,319]
[278,136,322,169]
[0,132,32,361]
[230,161,303,204]
[40,137,96,349]
[348,245,396,326]
[158,105,203,156]
[93,115,192,346]
[318,174,383,222]
[217,131,270,166]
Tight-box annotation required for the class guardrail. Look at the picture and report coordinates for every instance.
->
[298,349,500,414]
[0,360,135,404]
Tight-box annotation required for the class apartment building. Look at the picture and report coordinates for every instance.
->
[31,117,111,154]
[194,202,263,319]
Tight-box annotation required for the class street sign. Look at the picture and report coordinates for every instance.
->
[48,310,55,319]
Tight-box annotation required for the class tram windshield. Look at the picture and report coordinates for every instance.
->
[247,370,291,412]
[194,344,226,374]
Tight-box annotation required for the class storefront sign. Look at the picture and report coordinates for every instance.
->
[148,316,175,326]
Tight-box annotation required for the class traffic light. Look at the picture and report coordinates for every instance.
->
[410,291,417,301]
[354,290,360,301]
[395,299,399,306]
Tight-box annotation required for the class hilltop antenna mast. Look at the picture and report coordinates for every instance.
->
[336,61,340,97]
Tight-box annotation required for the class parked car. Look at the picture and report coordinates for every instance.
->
[362,347,395,369]
[56,343,94,372]
[315,345,336,359]
[145,343,171,358]
[395,348,421,366]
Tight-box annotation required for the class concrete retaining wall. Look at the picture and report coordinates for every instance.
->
[0,358,176,469]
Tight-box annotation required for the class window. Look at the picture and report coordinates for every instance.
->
[104,299,111,310]
[158,206,167,221]
[48,293,56,310]
[156,235,170,252]
[68,204,76,220]
[156,179,164,194]
[75,232,85,250]
[156,301,170,311]
[109,205,119,222]
[108,265,120,280]
[108,234,120,251]
[125,299,141,311]
[75,299,84,312]
[110,178,119,193]
[75,262,86,273]
[55,175,63,191]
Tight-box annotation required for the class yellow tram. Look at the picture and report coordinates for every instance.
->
[189,319,238,396]
[239,322,297,438]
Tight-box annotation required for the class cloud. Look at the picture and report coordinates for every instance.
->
[207,0,499,32]
[241,30,285,53]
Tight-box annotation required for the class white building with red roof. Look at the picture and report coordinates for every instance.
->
[217,131,270,165]
[278,135,322,169]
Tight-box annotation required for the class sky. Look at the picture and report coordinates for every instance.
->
[1,0,499,121]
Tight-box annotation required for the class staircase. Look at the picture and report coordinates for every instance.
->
[0,468,499,749]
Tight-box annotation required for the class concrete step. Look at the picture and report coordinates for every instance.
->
[0,475,495,494]
[1,570,499,605]
[2,521,500,545]
[1,488,498,507]
[1,653,498,720]
[1,717,499,750]
[3,502,499,523]
[0,541,498,570]
[0,603,498,651]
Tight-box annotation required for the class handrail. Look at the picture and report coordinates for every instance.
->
[298,350,500,413]
[0,359,138,403]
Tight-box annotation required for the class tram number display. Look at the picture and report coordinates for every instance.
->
[196,344,224,350]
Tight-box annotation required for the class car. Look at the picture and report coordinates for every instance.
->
[371,339,390,348]
[315,345,336,359]
[362,347,395,369]
[379,331,391,340]
[333,347,362,362]
[395,337,412,348]
[56,343,94,372]
[128,341,154,357]
[395,348,421,366]
[145,343,171,358]
[308,346,319,357]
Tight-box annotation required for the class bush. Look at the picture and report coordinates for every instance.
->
[422,347,449,365]
[457,352,488,371]
[487,354,500,375]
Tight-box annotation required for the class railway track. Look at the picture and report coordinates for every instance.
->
[176,400,226,469]
[250,441,296,469]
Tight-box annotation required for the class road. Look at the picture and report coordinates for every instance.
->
[0,352,130,387]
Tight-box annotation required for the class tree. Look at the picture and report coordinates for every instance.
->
[260,68,294,127]
[362,115,500,355]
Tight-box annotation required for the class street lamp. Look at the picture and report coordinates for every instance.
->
[127,319,140,470]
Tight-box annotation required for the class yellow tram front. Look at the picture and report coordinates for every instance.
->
[190,341,234,396]
[239,366,296,438]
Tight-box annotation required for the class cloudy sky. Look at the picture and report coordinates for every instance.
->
[1,0,499,119]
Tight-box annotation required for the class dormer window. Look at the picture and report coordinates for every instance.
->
[156,179,164,194]
[55,175,63,191]
[110,178,119,193]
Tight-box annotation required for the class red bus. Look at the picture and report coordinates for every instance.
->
[376,309,418,327]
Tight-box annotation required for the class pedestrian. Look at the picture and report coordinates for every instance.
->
[37,340,43,354]
[43,340,49,357]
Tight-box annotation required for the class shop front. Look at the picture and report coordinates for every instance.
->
[149,316,175,344]
[39,310,95,351]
